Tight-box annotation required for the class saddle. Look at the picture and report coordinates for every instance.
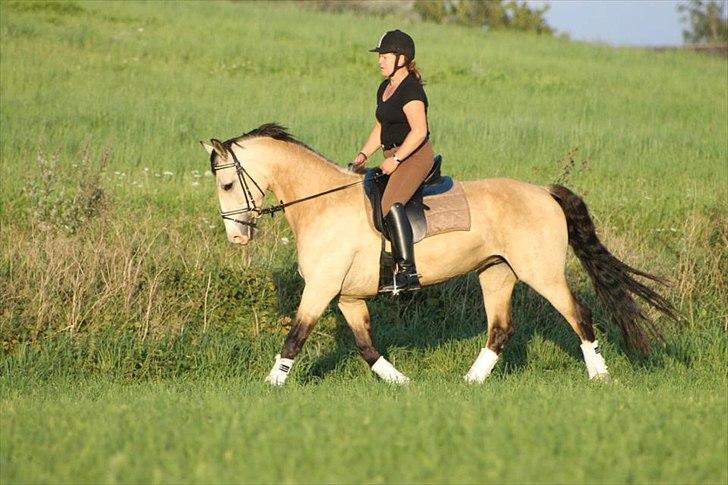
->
[364,154,455,243]
[363,154,470,293]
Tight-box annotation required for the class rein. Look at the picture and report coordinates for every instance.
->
[217,145,382,228]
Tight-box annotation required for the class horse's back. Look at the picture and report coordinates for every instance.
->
[462,177,553,202]
[459,177,568,257]
[461,176,561,214]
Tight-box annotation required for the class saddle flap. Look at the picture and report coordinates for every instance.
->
[363,168,389,234]
[363,155,458,243]
[364,168,427,242]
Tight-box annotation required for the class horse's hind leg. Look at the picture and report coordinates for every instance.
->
[523,274,609,381]
[338,297,409,384]
[465,264,517,383]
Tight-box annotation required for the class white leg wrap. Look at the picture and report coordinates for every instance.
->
[464,348,499,383]
[580,340,609,380]
[371,356,410,384]
[265,354,294,386]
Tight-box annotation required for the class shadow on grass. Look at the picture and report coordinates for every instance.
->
[271,263,681,381]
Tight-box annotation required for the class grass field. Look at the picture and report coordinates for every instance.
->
[1,1,726,483]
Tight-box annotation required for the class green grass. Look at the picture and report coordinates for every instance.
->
[1,0,727,483]
[2,374,725,483]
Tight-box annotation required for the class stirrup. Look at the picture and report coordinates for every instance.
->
[380,270,421,295]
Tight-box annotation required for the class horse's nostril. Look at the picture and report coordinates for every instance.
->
[231,234,250,245]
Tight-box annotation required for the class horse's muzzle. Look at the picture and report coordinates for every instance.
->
[230,233,250,245]
[225,222,253,245]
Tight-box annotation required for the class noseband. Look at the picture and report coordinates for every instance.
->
[215,145,382,229]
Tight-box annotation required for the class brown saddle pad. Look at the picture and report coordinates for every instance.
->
[421,182,471,238]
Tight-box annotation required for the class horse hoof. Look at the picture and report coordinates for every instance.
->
[265,375,286,386]
[372,357,410,384]
[590,373,612,383]
[389,375,410,385]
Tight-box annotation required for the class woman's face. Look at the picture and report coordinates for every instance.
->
[378,53,402,76]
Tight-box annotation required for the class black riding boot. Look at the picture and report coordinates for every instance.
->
[380,203,421,294]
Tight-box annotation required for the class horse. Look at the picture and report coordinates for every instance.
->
[201,123,675,385]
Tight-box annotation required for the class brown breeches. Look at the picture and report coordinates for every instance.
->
[381,141,435,215]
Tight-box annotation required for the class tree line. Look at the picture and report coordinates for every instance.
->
[302,0,728,45]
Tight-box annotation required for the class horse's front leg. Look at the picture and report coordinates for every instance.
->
[338,296,409,384]
[265,282,339,386]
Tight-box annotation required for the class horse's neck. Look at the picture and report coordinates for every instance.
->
[254,140,360,233]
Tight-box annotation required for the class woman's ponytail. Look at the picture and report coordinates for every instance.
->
[408,61,424,85]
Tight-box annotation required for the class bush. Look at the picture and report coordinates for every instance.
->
[23,150,106,234]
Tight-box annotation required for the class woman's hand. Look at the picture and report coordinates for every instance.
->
[380,157,400,175]
[352,152,368,167]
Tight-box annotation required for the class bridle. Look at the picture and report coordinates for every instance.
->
[215,144,382,229]
[215,143,268,228]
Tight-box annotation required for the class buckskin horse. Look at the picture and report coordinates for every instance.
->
[201,123,675,385]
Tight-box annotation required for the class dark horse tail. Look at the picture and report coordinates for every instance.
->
[548,185,677,354]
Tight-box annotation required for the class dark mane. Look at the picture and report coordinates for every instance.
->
[236,123,301,145]
[210,122,336,173]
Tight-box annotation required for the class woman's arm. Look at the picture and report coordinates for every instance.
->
[353,121,383,166]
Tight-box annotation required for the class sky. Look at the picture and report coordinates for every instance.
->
[527,0,686,46]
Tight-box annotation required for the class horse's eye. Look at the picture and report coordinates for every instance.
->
[222,182,234,191]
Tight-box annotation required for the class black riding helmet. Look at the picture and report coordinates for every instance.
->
[369,30,415,78]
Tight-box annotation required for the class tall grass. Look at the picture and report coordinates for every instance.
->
[1,0,726,364]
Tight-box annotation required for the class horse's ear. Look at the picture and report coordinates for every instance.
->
[211,139,227,159]
[200,141,214,155]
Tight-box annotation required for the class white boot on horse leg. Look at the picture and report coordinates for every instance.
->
[265,354,295,386]
[371,356,410,384]
[464,347,499,383]
[580,340,610,381]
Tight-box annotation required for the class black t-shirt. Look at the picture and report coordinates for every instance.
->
[375,74,429,147]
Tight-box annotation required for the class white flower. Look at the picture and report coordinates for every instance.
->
[281,237,289,245]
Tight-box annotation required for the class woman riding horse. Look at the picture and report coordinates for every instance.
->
[352,30,434,293]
